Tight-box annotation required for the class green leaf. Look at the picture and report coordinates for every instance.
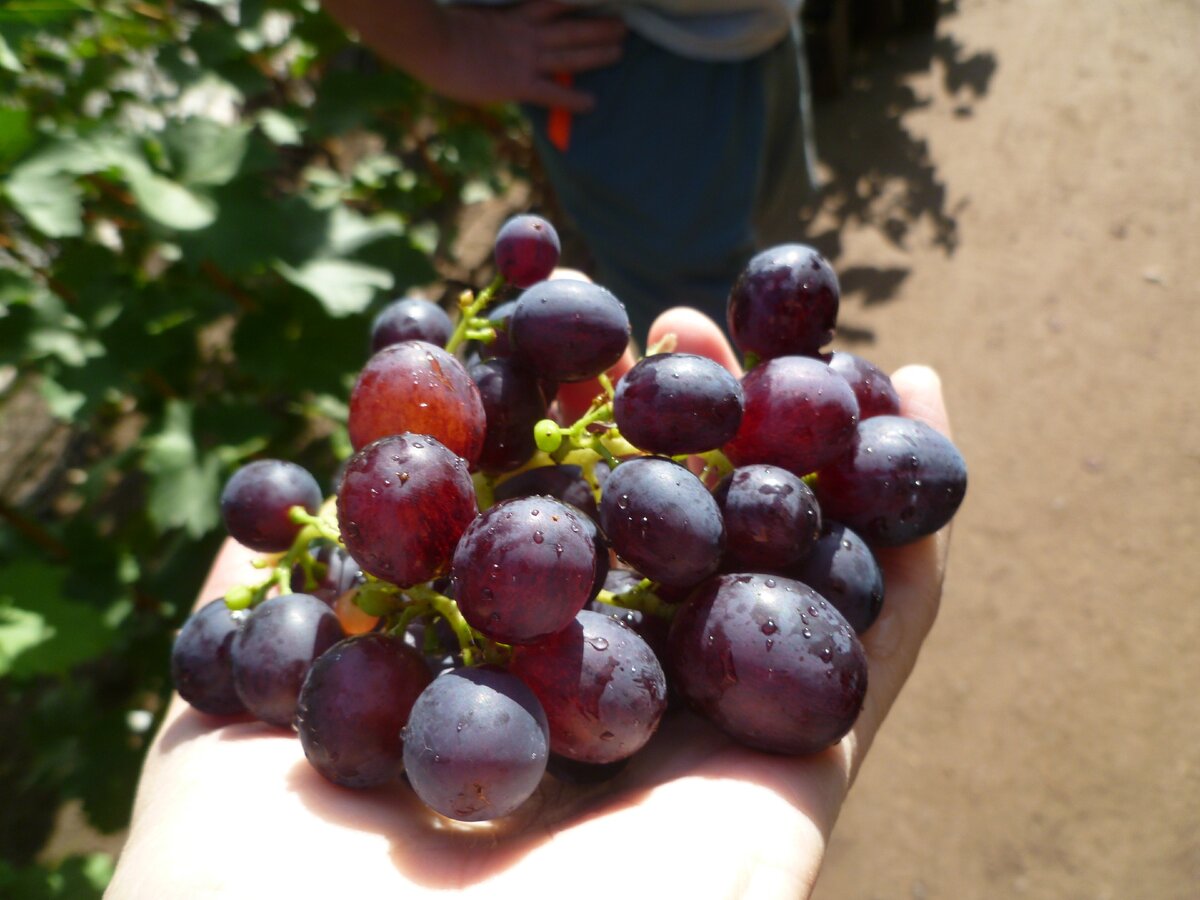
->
[125,167,217,231]
[161,118,250,187]
[275,258,393,316]
[325,206,405,255]
[37,376,87,419]
[255,109,302,146]
[0,33,23,73]
[141,400,221,536]
[0,561,115,679]
[0,106,34,170]
[4,167,83,237]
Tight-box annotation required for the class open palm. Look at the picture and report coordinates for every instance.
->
[108,309,953,900]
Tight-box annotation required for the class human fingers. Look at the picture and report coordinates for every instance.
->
[520,77,598,112]
[646,306,742,376]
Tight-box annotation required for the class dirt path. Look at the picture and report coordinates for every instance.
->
[803,2,1199,897]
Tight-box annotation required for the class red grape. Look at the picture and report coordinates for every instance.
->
[724,355,860,477]
[727,244,839,359]
[337,433,478,586]
[347,340,485,464]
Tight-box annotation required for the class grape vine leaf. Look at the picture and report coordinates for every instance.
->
[275,258,393,316]
[0,561,115,680]
[141,400,222,537]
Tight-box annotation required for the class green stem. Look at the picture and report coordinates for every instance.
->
[595,578,673,620]
[445,273,505,353]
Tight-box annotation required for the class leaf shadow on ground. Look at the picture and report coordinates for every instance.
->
[786,9,998,345]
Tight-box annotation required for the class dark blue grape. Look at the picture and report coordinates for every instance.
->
[613,353,743,455]
[220,459,323,553]
[714,464,821,572]
[402,667,549,821]
[813,415,967,546]
[667,573,867,755]
[296,633,432,788]
[231,593,345,728]
[789,523,884,634]
[171,598,247,716]
[511,280,630,383]
[494,214,561,288]
[370,297,453,353]
[598,457,724,589]
[451,496,596,644]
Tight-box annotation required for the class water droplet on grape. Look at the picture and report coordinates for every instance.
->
[533,531,544,544]
[617,495,630,509]
[587,636,609,651]
[802,628,812,639]
[761,619,778,635]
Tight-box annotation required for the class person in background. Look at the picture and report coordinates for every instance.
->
[319,0,818,340]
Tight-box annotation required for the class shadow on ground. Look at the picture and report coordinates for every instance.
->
[793,4,997,334]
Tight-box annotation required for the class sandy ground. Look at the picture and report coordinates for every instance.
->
[802,1,1200,897]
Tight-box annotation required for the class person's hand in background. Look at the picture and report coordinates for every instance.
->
[107,308,954,900]
[322,0,627,112]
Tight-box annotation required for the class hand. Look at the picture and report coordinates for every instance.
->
[325,0,627,112]
[107,309,953,899]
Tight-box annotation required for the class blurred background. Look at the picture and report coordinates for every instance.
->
[0,1,1196,897]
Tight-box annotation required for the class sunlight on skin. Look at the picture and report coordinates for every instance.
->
[109,313,953,900]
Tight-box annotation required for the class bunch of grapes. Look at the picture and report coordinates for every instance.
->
[171,214,967,822]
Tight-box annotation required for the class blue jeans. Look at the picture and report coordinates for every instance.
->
[524,29,813,343]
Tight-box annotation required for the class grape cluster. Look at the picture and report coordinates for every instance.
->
[172,214,967,823]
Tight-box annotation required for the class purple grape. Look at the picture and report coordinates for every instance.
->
[788,523,885,634]
[714,464,822,572]
[220,459,323,553]
[509,610,667,764]
[667,573,867,755]
[492,464,599,521]
[402,666,549,822]
[724,355,860,477]
[813,415,967,546]
[171,598,247,716]
[586,597,670,660]
[612,353,744,455]
[469,357,549,473]
[369,297,454,353]
[296,633,432,788]
[231,593,345,729]
[727,244,840,359]
[510,280,630,383]
[828,351,901,419]
[494,214,561,288]
[450,496,596,644]
[598,457,725,589]
[337,433,478,587]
